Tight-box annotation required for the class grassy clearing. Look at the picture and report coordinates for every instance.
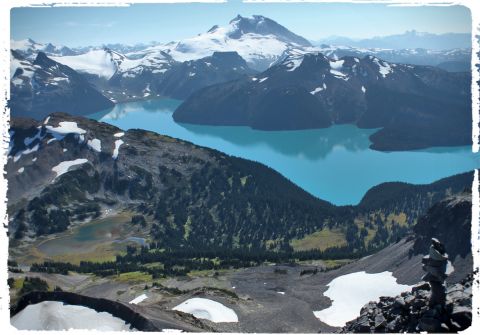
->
[115,271,152,283]
[290,228,347,251]
[187,268,230,277]
[51,244,121,264]
[13,277,25,290]
[322,259,352,269]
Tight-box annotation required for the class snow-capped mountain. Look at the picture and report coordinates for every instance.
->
[142,14,313,71]
[48,47,176,100]
[50,47,175,80]
[174,51,471,150]
[313,44,471,72]
[11,38,78,59]
[10,51,114,119]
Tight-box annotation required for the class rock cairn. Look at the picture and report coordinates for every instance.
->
[421,238,448,307]
[342,239,473,333]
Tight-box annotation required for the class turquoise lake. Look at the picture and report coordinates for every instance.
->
[90,98,480,206]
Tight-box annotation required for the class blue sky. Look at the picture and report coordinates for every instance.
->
[10,2,471,47]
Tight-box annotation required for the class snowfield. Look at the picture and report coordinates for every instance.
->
[52,47,173,80]
[46,121,86,135]
[11,301,133,331]
[313,271,412,327]
[173,298,238,323]
[51,49,117,79]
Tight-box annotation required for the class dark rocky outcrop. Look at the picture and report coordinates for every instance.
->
[342,273,473,333]
[342,238,473,333]
[412,193,472,261]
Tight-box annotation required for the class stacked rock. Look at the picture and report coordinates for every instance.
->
[421,238,448,307]
[342,238,472,333]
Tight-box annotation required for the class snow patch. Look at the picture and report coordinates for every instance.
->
[51,49,117,79]
[258,77,268,83]
[46,122,86,136]
[87,138,102,153]
[129,294,148,305]
[14,144,39,162]
[113,139,124,160]
[51,159,88,179]
[329,59,344,70]
[446,260,454,275]
[330,69,348,79]
[310,83,327,95]
[18,167,24,174]
[286,57,303,72]
[372,57,393,78]
[113,132,125,138]
[313,271,412,327]
[24,130,42,146]
[11,301,133,331]
[361,86,366,93]
[173,298,238,323]
[152,69,168,74]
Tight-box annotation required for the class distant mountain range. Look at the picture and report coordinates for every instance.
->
[314,45,471,72]
[11,38,79,58]
[314,30,471,50]
[9,15,473,150]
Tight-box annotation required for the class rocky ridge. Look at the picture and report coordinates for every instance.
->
[174,50,470,150]
[9,51,114,119]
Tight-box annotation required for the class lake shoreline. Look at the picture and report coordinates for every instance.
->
[89,98,480,205]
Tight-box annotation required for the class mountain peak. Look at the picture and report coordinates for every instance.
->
[33,51,53,66]
[225,14,311,47]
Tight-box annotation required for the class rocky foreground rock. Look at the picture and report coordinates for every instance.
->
[342,239,473,333]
